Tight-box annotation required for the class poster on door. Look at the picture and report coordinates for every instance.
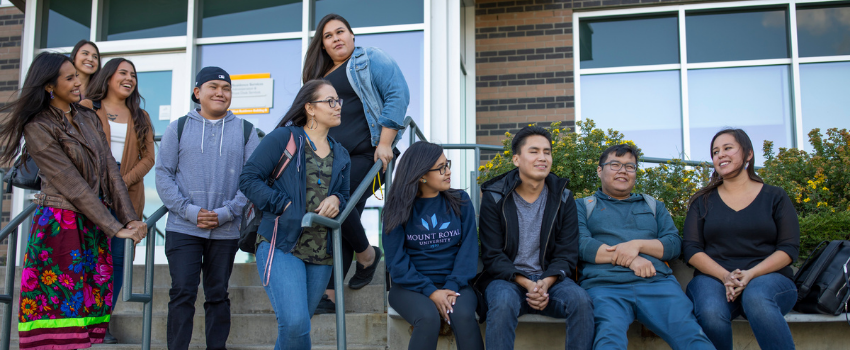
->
[229,73,274,115]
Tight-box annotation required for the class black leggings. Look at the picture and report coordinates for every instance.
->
[327,153,378,290]
[388,285,484,350]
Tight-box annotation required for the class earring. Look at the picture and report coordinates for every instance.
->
[49,91,54,99]
[308,117,317,130]
[421,179,427,183]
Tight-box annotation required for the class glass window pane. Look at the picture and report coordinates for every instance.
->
[688,66,792,166]
[136,70,172,236]
[200,0,302,38]
[41,0,91,48]
[198,40,304,133]
[800,62,850,137]
[579,15,679,69]
[581,71,683,159]
[313,0,424,29]
[796,5,850,57]
[106,0,187,41]
[686,9,789,63]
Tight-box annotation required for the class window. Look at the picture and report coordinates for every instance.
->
[686,9,789,63]
[200,0,302,38]
[105,0,188,40]
[579,15,679,69]
[40,0,91,48]
[312,0,424,29]
[796,4,850,57]
[688,66,792,165]
[800,62,850,136]
[582,71,683,159]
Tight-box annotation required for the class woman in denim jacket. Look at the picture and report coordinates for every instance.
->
[239,80,351,349]
[303,13,411,311]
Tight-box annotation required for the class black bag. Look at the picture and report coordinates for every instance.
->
[793,240,850,316]
[237,131,296,254]
[4,151,41,193]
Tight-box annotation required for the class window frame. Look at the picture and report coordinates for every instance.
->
[574,0,850,158]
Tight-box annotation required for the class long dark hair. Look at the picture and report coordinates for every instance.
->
[383,141,465,233]
[70,40,101,78]
[688,128,764,207]
[276,79,333,128]
[0,52,72,164]
[85,58,152,158]
[302,13,354,84]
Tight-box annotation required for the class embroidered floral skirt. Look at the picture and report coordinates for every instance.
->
[18,206,113,350]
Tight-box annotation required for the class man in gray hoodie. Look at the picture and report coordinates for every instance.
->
[155,66,259,350]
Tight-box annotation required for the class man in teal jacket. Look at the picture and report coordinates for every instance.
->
[577,144,714,350]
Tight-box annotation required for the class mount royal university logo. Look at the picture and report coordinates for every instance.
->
[407,214,460,248]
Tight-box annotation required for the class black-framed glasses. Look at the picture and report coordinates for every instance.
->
[601,161,637,173]
[428,160,451,175]
[310,98,343,108]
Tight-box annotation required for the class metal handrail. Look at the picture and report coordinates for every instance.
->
[0,202,36,350]
[122,205,166,350]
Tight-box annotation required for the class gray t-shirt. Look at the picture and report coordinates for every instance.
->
[512,184,548,276]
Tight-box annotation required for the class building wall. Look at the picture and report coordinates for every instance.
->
[0,5,23,258]
[474,0,701,160]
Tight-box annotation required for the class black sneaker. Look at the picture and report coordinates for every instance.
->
[348,246,382,290]
[315,294,336,314]
[103,328,118,344]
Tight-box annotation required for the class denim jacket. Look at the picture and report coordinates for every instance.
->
[346,46,410,147]
[238,126,351,253]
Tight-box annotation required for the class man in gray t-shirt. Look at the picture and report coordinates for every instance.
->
[512,184,547,275]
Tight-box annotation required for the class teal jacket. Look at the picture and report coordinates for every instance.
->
[577,189,681,290]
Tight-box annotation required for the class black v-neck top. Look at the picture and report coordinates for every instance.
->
[683,184,800,280]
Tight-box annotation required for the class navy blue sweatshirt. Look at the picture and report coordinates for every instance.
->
[384,191,479,297]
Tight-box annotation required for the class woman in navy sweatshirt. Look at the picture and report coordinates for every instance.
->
[383,141,484,350]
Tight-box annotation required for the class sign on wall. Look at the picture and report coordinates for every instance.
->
[230,73,274,114]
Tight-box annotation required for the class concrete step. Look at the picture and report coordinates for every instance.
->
[12,343,388,350]
[112,284,386,315]
[1,261,387,290]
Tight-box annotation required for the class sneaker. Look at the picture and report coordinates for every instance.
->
[315,294,336,314]
[103,328,118,344]
[348,246,382,290]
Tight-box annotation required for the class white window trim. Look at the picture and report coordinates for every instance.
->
[573,0,850,159]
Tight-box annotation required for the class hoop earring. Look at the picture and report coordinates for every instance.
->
[49,91,54,99]
[308,117,317,130]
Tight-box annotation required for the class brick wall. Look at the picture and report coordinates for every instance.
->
[474,0,704,162]
[0,5,23,255]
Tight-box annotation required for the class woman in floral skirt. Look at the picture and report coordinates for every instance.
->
[0,52,146,349]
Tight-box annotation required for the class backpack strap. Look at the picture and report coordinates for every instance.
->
[241,119,254,146]
[266,131,297,186]
[582,195,597,220]
[561,188,571,203]
[176,115,188,144]
[642,194,657,217]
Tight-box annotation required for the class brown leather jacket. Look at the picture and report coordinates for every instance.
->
[79,99,155,218]
[23,104,138,236]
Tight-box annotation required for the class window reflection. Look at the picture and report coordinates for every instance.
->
[580,15,679,69]
[313,0,424,29]
[796,5,850,57]
[200,0,302,37]
[800,62,850,137]
[688,66,792,165]
[106,0,187,41]
[686,9,789,63]
[581,71,683,159]
[40,0,91,48]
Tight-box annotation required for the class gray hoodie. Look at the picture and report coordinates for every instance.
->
[155,109,259,239]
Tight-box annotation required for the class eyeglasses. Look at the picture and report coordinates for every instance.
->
[428,160,451,175]
[310,98,343,108]
[601,161,637,173]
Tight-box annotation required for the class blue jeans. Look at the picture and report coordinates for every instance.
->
[485,276,594,350]
[111,236,126,308]
[687,273,796,350]
[587,275,714,350]
[255,241,332,350]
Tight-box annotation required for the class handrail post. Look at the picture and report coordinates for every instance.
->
[1,223,17,350]
[331,225,346,350]
[123,206,165,350]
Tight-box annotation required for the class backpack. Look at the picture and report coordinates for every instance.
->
[581,193,657,219]
[176,115,253,145]
[793,240,850,317]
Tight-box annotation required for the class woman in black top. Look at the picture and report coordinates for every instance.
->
[303,13,411,310]
[683,128,800,350]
